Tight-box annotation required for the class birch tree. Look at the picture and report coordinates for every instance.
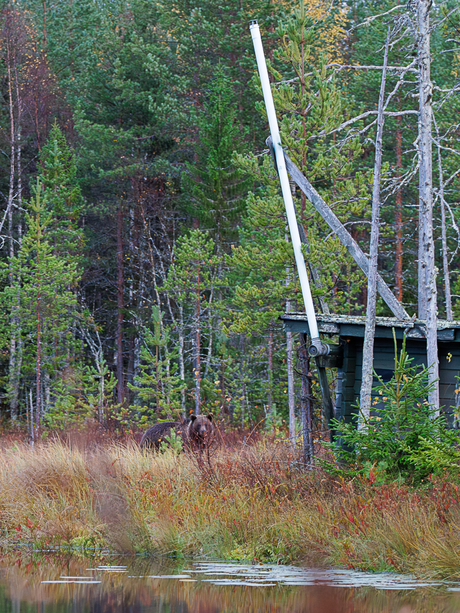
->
[359,30,390,423]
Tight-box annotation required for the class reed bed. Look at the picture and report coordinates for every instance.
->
[0,436,460,578]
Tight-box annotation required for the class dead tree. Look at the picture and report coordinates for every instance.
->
[360,29,390,423]
[417,0,439,411]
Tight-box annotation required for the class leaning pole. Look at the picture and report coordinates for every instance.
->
[248,20,328,357]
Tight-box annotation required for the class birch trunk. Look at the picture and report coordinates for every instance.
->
[417,0,439,411]
[6,37,18,421]
[178,313,186,414]
[29,389,34,443]
[285,222,296,446]
[395,112,404,302]
[139,201,175,409]
[116,201,125,404]
[36,259,42,431]
[12,92,23,420]
[434,120,452,320]
[359,31,390,423]
[195,297,201,415]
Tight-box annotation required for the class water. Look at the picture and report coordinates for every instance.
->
[0,552,459,612]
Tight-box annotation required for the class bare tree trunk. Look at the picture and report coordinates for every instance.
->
[395,112,404,302]
[204,287,214,380]
[12,88,23,417]
[81,325,106,423]
[139,200,176,410]
[29,388,34,443]
[194,263,201,414]
[6,37,15,264]
[36,268,42,432]
[417,0,439,410]
[44,372,50,414]
[434,119,452,321]
[360,30,390,423]
[6,36,18,421]
[285,224,296,446]
[267,327,274,417]
[116,201,125,404]
[178,312,186,414]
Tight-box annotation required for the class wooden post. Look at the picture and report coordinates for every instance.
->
[299,333,314,464]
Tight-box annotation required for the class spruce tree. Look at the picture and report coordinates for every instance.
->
[0,179,80,430]
[182,63,251,254]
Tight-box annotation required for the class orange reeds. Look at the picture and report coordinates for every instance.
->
[0,437,460,578]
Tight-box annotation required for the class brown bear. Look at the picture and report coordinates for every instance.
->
[140,414,215,452]
[139,420,185,450]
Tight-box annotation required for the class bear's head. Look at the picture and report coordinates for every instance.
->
[188,414,215,447]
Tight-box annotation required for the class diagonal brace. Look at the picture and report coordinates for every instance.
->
[267,137,411,321]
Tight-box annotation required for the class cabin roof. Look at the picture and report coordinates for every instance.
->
[280,313,460,341]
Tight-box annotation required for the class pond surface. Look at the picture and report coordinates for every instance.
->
[0,552,459,612]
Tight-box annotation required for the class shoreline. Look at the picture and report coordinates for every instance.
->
[0,438,459,579]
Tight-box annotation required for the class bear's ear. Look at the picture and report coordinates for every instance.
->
[190,415,197,422]
[207,413,213,422]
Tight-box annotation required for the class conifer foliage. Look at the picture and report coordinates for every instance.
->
[0,0,458,439]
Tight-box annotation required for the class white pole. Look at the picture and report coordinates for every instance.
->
[249,20,326,353]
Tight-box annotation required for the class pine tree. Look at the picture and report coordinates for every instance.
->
[0,179,80,431]
[224,189,298,421]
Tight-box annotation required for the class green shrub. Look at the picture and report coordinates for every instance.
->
[330,335,460,483]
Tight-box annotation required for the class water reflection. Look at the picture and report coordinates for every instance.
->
[0,552,458,612]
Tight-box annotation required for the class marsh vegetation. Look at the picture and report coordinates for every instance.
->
[1,435,460,580]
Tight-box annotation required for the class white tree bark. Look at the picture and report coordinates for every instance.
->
[434,119,452,321]
[285,229,296,447]
[417,0,439,411]
[359,30,390,424]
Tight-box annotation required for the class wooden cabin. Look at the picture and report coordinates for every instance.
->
[281,313,460,427]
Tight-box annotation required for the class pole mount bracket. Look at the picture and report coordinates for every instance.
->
[308,342,330,357]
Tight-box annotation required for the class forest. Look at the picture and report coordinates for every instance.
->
[0,0,459,438]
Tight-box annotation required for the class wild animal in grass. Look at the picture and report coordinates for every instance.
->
[140,414,215,452]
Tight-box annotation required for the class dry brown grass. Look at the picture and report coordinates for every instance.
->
[1,436,460,578]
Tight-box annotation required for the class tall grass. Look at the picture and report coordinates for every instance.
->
[1,436,460,578]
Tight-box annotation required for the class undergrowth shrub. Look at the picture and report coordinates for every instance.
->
[329,336,460,483]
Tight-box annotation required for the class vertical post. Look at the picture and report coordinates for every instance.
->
[315,356,334,439]
[299,333,314,464]
[434,119,452,321]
